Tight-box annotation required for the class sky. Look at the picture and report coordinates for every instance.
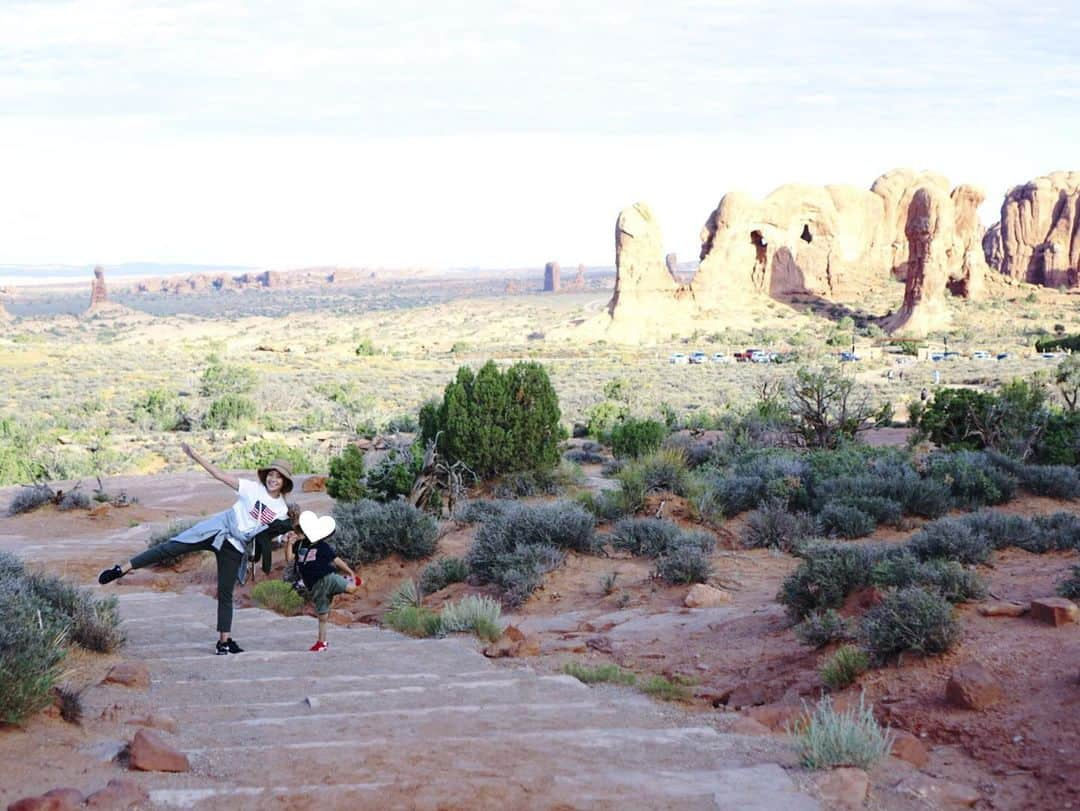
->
[1,0,1078,271]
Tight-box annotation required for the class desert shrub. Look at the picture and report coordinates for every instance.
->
[439,595,502,641]
[354,338,378,356]
[25,572,124,653]
[794,693,893,770]
[1027,512,1080,553]
[576,489,634,522]
[419,557,470,594]
[817,502,877,539]
[332,500,438,565]
[199,359,256,397]
[959,510,1036,550]
[610,418,667,459]
[454,499,514,524]
[564,661,637,686]
[251,580,304,616]
[778,542,882,620]
[860,587,960,661]
[788,367,891,449]
[585,400,629,440]
[388,579,423,610]
[222,440,317,475]
[639,675,692,701]
[493,468,561,499]
[907,519,992,565]
[203,394,257,429]
[366,445,422,501]
[834,495,903,528]
[419,360,563,479]
[564,448,607,465]
[743,501,818,552]
[616,448,693,510]
[57,488,90,511]
[0,417,48,486]
[700,474,766,517]
[384,605,442,637]
[610,517,684,557]
[819,646,870,691]
[1058,565,1080,599]
[927,451,1016,508]
[131,388,184,431]
[893,474,954,519]
[655,542,714,585]
[8,483,55,516]
[326,445,367,502]
[918,559,987,603]
[793,609,850,648]
[1006,460,1080,500]
[0,581,68,725]
[1033,411,1080,465]
[144,519,197,567]
[913,387,996,450]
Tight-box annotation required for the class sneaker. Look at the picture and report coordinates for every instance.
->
[354,576,363,587]
[215,640,230,655]
[309,640,328,652]
[222,639,244,654]
[97,565,124,585]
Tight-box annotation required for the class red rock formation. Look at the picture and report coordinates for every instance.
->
[88,265,108,308]
[543,261,561,292]
[883,187,954,337]
[995,171,1080,287]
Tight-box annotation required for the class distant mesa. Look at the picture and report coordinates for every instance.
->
[595,168,1001,340]
[986,171,1080,288]
[543,261,561,292]
[132,267,380,295]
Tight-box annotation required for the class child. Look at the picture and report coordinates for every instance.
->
[287,510,361,652]
[98,442,294,655]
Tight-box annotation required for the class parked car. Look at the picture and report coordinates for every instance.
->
[734,348,761,362]
[670,353,688,365]
[750,351,775,363]
[839,351,860,362]
[996,352,1012,361]
[943,351,962,361]
[930,352,944,362]
[689,352,707,364]
[711,352,733,364]
[971,350,991,360]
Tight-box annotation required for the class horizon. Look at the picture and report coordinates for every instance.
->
[1,1,1077,270]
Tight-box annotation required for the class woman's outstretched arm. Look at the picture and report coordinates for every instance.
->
[181,442,240,491]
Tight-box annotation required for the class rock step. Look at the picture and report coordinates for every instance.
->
[137,675,598,719]
[145,764,816,811]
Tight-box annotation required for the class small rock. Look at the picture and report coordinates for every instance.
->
[813,767,869,810]
[746,703,807,732]
[483,625,539,658]
[81,739,127,762]
[976,601,1028,617]
[585,636,614,654]
[103,661,151,690]
[301,476,327,493]
[8,787,84,811]
[946,662,1003,711]
[304,696,320,709]
[1029,597,1079,626]
[684,584,732,608]
[84,779,150,810]
[126,712,179,734]
[127,729,190,772]
[896,774,979,808]
[730,716,772,735]
[726,681,769,709]
[890,729,930,768]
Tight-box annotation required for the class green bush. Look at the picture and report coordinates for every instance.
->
[777,542,880,620]
[744,501,818,551]
[913,387,996,450]
[384,605,442,637]
[616,448,692,512]
[419,557,470,594]
[907,519,992,565]
[222,440,317,475]
[586,400,629,440]
[610,418,667,459]
[868,553,986,603]
[655,542,713,585]
[366,446,421,502]
[131,388,184,431]
[860,587,960,661]
[819,646,870,691]
[0,581,67,725]
[609,518,684,557]
[354,338,378,356]
[564,661,637,686]
[794,609,849,648]
[794,694,893,770]
[332,500,438,565]
[927,451,1016,508]
[454,499,514,524]
[199,359,256,397]
[576,489,634,522]
[420,360,563,479]
[1058,565,1080,599]
[439,595,502,641]
[58,489,90,511]
[817,502,877,539]
[326,445,367,502]
[493,468,562,499]
[0,417,48,486]
[251,581,304,616]
[203,394,257,430]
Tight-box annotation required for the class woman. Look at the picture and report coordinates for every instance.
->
[99,442,294,655]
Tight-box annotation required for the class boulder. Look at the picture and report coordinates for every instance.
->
[996,171,1080,286]
[890,729,929,768]
[84,779,150,810]
[8,788,84,811]
[301,476,327,493]
[976,601,1028,618]
[895,774,979,808]
[746,703,806,732]
[683,584,732,608]
[945,662,1003,710]
[729,716,772,735]
[127,729,190,772]
[1029,597,1079,626]
[482,625,539,658]
[812,767,869,810]
[103,661,151,689]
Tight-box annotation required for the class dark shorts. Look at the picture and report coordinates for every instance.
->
[311,573,349,615]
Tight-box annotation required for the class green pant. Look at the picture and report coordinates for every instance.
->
[311,573,349,615]
[130,539,243,633]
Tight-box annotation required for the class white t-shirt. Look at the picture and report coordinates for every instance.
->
[228,479,289,549]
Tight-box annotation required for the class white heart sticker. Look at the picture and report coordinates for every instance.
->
[298,511,336,543]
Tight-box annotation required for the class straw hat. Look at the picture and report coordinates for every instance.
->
[257,459,294,494]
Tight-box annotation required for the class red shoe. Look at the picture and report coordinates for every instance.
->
[354,575,363,587]
[309,640,328,652]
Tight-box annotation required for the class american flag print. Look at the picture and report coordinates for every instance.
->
[248,500,277,526]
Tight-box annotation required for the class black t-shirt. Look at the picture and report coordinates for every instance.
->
[293,539,338,590]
